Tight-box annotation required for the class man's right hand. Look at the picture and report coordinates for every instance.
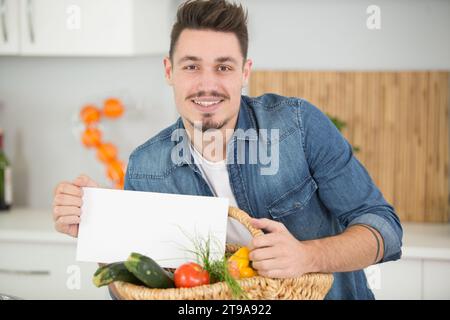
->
[53,174,99,238]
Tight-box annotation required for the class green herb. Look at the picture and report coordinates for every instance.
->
[207,258,248,300]
[180,231,248,299]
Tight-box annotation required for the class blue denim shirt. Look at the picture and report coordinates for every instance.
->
[124,94,403,300]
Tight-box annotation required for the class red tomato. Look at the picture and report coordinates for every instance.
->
[174,262,210,288]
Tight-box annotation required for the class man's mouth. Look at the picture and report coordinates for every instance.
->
[190,98,224,112]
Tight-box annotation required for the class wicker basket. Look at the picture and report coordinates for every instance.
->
[114,207,333,300]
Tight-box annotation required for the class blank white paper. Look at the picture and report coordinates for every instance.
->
[76,187,229,268]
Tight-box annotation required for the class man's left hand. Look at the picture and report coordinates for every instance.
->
[248,218,317,278]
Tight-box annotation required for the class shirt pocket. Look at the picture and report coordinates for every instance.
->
[266,175,318,219]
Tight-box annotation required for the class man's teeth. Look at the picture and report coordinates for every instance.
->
[193,100,222,106]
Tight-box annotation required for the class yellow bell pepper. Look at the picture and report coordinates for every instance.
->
[229,256,249,269]
[240,267,257,278]
[233,247,250,260]
[228,246,257,278]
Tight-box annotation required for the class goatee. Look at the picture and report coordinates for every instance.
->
[192,114,228,132]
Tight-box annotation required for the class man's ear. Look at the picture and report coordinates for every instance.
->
[163,56,173,86]
[242,58,253,88]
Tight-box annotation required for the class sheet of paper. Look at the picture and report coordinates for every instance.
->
[76,187,229,268]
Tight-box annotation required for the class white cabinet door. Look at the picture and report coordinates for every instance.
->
[0,0,20,54]
[423,260,450,300]
[366,259,422,300]
[19,0,169,56]
[0,241,107,299]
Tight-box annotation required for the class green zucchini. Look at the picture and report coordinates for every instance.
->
[124,252,175,289]
[93,262,142,287]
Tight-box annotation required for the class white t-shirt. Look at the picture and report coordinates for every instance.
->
[189,143,253,246]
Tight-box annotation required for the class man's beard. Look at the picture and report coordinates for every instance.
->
[189,114,230,132]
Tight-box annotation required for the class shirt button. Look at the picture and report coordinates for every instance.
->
[293,202,301,209]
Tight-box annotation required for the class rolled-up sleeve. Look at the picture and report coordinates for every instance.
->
[297,99,403,263]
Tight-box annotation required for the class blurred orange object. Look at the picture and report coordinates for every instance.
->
[79,97,126,189]
[81,127,102,148]
[115,180,125,190]
[103,98,124,118]
[80,105,101,124]
[107,160,125,183]
[96,142,118,163]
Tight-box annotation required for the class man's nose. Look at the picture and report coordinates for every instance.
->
[196,69,220,92]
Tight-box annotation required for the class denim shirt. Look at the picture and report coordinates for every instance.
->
[124,94,403,300]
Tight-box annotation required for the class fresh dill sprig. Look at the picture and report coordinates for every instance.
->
[207,257,248,300]
[178,229,248,299]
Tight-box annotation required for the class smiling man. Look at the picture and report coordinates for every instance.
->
[52,0,403,299]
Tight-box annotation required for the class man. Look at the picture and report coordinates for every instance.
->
[53,0,402,299]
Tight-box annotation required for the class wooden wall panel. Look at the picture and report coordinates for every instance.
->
[249,71,449,223]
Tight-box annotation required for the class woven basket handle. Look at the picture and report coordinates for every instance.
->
[228,206,264,238]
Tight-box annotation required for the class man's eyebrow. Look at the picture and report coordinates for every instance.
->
[177,56,201,64]
[215,56,238,64]
[177,55,239,65]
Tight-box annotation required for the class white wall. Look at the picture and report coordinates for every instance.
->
[244,0,450,70]
[0,56,176,208]
[0,0,449,208]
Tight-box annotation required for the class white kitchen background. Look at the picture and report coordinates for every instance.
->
[0,0,449,300]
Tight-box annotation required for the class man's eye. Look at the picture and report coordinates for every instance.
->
[184,65,198,71]
[218,65,232,72]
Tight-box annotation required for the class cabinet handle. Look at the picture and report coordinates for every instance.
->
[0,0,7,42]
[26,0,34,43]
[0,268,50,276]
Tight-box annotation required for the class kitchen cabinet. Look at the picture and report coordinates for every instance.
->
[423,260,450,299]
[365,259,422,299]
[365,223,450,300]
[0,0,20,54]
[0,0,171,56]
[0,209,107,299]
[0,241,107,299]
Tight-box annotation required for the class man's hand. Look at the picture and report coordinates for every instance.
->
[52,174,99,238]
[249,218,385,276]
[248,218,316,279]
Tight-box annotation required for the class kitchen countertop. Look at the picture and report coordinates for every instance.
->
[0,208,449,259]
[400,222,450,260]
[0,208,75,244]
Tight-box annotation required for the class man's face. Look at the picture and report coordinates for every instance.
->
[164,29,252,132]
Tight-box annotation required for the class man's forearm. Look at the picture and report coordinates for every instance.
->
[305,225,384,273]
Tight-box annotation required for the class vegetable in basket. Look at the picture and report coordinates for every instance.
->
[124,252,175,289]
[93,254,175,289]
[93,262,142,287]
[174,262,210,288]
[227,247,257,279]
[186,234,250,299]
[92,235,256,299]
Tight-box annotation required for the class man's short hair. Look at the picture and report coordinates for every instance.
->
[169,0,249,62]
